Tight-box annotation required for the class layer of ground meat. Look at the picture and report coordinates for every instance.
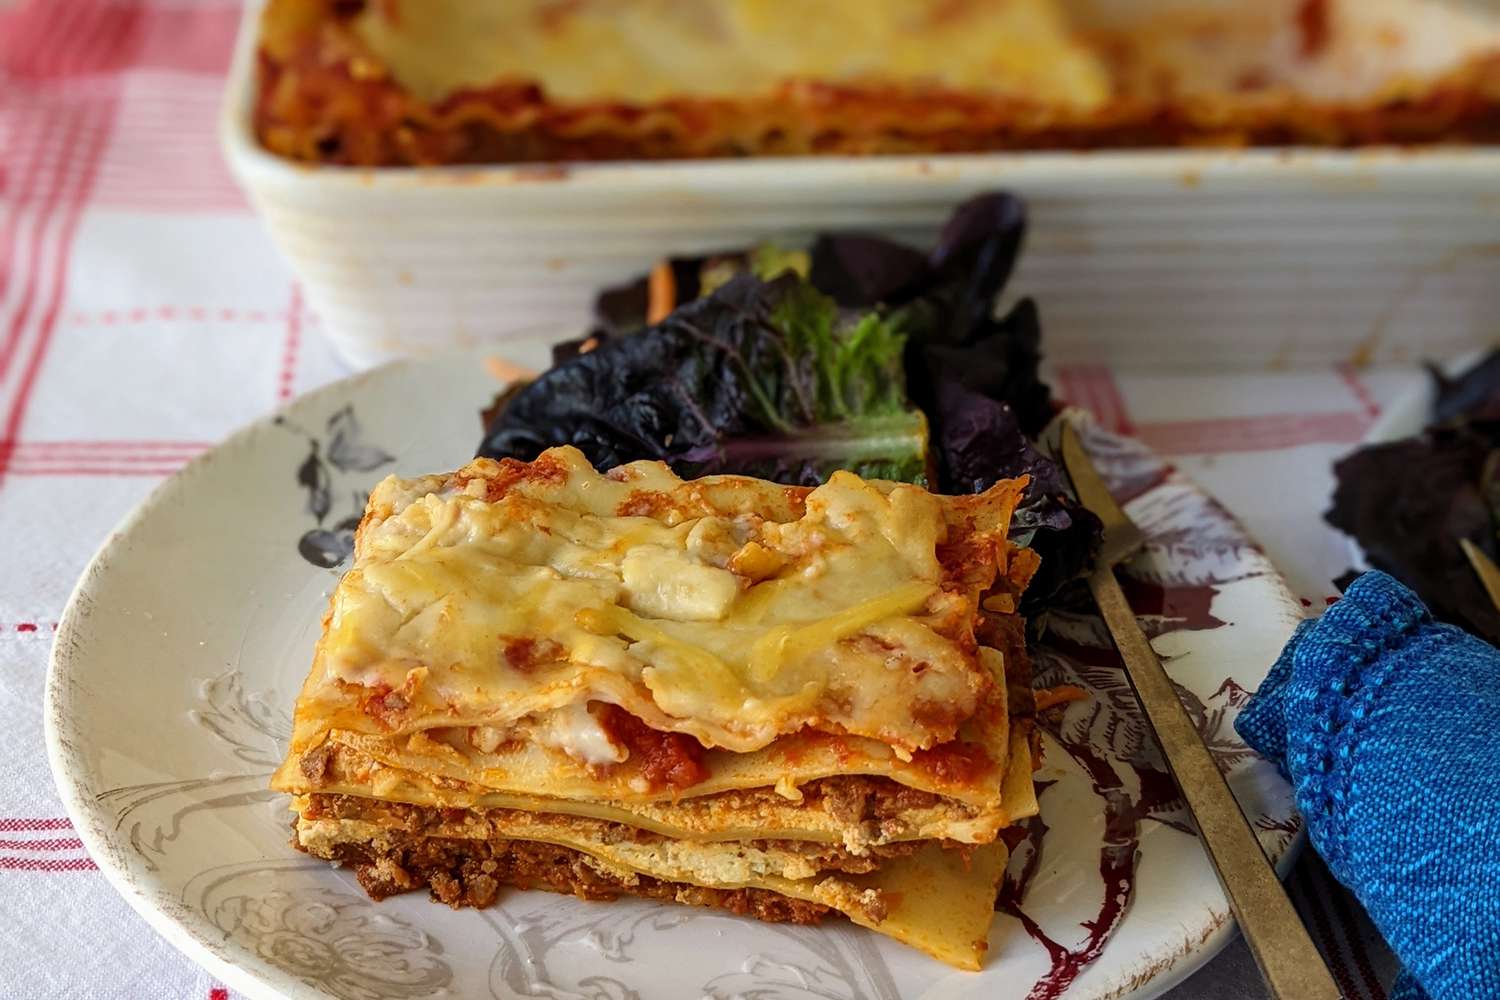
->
[302,793,921,874]
[297,825,839,924]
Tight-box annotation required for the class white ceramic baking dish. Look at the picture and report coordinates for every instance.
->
[221,1,1500,371]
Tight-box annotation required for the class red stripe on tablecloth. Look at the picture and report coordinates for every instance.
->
[7,466,182,477]
[67,2,135,79]
[0,3,127,404]
[1,439,207,472]
[94,70,246,211]
[1053,366,1088,417]
[1134,411,1370,456]
[0,93,118,487]
[1337,364,1383,420]
[210,987,230,1000]
[0,106,84,382]
[90,192,249,214]
[1055,364,1135,434]
[6,439,210,451]
[0,4,236,79]
[1085,365,1133,434]
[0,96,52,310]
[1055,365,1092,420]
[14,451,193,464]
[38,2,101,80]
[0,1,145,79]
[7,623,58,633]
[1,444,204,475]
[0,1,89,77]
[10,466,183,476]
[1,4,238,83]
[278,284,304,402]
[0,127,77,436]
[0,856,97,872]
[133,7,240,77]
[11,452,195,468]
[0,838,85,851]
[68,308,290,326]
[0,819,72,832]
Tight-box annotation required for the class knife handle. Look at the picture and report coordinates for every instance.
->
[1088,566,1344,1000]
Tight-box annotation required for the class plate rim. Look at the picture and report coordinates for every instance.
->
[44,351,1302,1000]
[44,359,439,1000]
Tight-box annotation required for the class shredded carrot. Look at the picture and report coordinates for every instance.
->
[483,356,538,384]
[646,260,677,324]
[1033,684,1088,712]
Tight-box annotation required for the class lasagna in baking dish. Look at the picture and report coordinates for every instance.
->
[253,0,1500,165]
[272,446,1041,969]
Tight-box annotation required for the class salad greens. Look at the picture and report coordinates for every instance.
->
[478,273,928,486]
[478,193,1100,607]
[1329,350,1500,643]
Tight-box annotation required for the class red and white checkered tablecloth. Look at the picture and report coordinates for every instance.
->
[0,2,1422,997]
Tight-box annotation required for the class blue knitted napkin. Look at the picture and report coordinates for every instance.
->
[1236,571,1500,1000]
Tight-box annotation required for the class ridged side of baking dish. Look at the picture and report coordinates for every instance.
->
[222,1,1500,371]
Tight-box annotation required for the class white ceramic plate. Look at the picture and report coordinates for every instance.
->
[47,346,1302,1000]
[1362,381,1433,447]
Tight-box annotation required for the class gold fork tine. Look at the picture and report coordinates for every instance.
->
[1460,539,1500,612]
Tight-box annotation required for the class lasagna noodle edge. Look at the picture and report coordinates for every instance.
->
[295,810,1010,971]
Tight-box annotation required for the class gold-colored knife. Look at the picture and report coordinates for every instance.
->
[1060,421,1342,1000]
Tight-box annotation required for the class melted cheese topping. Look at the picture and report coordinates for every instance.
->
[297,447,1022,755]
[534,702,626,766]
[351,0,1114,108]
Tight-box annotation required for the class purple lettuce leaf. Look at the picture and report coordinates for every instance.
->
[477,274,927,486]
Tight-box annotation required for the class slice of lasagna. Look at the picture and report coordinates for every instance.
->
[273,445,1040,970]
